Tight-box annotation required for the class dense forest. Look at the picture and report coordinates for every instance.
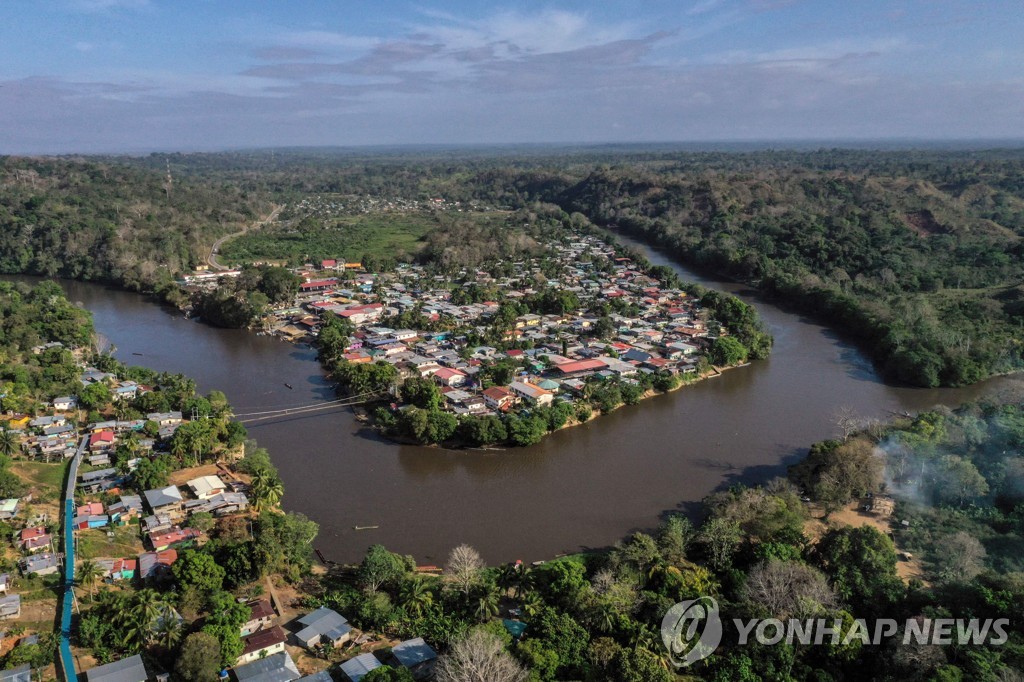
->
[0,157,269,296]
[3,148,1023,387]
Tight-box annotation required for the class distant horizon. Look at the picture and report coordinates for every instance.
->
[9,137,1024,159]
[3,1,1022,154]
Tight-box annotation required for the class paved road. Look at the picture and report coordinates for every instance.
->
[207,204,284,270]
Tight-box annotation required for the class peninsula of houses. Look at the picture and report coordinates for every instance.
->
[183,229,767,447]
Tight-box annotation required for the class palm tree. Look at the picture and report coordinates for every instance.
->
[0,429,19,457]
[77,559,103,601]
[125,589,166,649]
[520,590,543,619]
[152,605,182,650]
[474,585,501,623]
[399,578,434,618]
[251,471,284,512]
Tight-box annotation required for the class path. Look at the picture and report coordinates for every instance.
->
[58,435,87,682]
[207,204,284,270]
[264,575,294,622]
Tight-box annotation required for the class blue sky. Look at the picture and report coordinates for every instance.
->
[1,0,1022,153]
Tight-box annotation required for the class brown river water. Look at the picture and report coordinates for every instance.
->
[13,236,1022,564]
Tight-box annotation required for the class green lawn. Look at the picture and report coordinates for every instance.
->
[220,211,438,265]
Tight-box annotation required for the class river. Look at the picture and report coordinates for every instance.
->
[14,242,1021,565]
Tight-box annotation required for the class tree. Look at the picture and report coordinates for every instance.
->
[399,577,435,618]
[938,532,987,582]
[132,455,170,492]
[401,376,442,410]
[436,628,529,682]
[175,632,222,682]
[77,559,103,600]
[789,438,883,515]
[79,381,112,411]
[813,526,904,615]
[709,336,749,367]
[359,544,408,593]
[611,648,673,682]
[363,667,415,682]
[173,549,226,593]
[933,455,989,506]
[0,429,18,457]
[250,469,284,512]
[446,544,484,600]
[743,559,837,619]
[699,518,742,571]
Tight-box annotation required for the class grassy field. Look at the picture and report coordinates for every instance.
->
[76,523,144,560]
[11,460,69,495]
[219,211,438,265]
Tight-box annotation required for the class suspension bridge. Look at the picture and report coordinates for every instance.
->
[232,391,385,424]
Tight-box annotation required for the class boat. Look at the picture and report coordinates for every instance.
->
[284,383,293,389]
[353,525,379,531]
[132,352,143,356]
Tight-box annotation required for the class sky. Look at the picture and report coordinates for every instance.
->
[1,0,1022,153]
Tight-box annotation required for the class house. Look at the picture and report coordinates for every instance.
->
[237,625,287,665]
[89,431,115,451]
[146,412,183,427]
[0,594,20,620]
[79,468,119,494]
[241,598,275,636]
[296,673,333,682]
[108,495,144,522]
[147,526,201,552]
[138,549,177,580]
[0,499,20,520]
[20,553,59,576]
[186,475,227,500]
[294,606,353,650]
[143,486,184,517]
[101,557,137,582]
[551,358,608,377]
[84,654,150,682]
[234,652,300,682]
[77,502,104,517]
[205,492,248,516]
[432,367,467,387]
[509,381,554,407]
[18,527,51,553]
[391,637,438,680]
[482,386,517,411]
[53,396,77,411]
[340,653,382,682]
[141,514,173,535]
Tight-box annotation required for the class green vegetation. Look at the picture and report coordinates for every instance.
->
[219,210,439,266]
[0,156,268,297]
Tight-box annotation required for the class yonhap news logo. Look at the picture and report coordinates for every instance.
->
[660,596,723,667]
[661,597,1011,669]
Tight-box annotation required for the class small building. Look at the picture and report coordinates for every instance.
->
[53,396,77,411]
[143,486,184,518]
[294,606,353,650]
[104,558,137,582]
[391,637,438,680]
[481,386,517,411]
[147,526,201,552]
[0,595,20,620]
[340,653,382,682]
[19,553,59,577]
[18,527,51,553]
[84,654,150,682]
[0,573,9,594]
[0,664,32,682]
[108,495,144,522]
[241,598,275,636]
[234,652,300,682]
[0,499,20,521]
[509,381,554,407]
[237,625,287,665]
[187,475,227,500]
[138,549,177,580]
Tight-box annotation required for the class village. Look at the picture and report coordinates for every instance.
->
[184,231,738,445]
[0,345,439,681]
